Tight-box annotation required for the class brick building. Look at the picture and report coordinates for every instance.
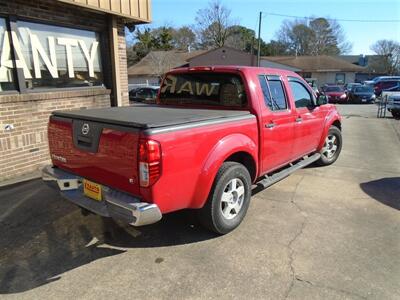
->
[0,0,151,182]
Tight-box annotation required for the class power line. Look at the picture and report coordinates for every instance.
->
[262,12,400,23]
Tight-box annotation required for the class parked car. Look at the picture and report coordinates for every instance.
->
[347,85,376,104]
[387,95,400,119]
[374,79,400,96]
[381,84,400,119]
[321,85,347,103]
[344,82,362,93]
[129,86,159,103]
[42,66,342,235]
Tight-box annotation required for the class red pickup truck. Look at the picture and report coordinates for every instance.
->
[42,66,342,234]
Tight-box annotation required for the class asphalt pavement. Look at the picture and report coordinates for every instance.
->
[0,104,399,299]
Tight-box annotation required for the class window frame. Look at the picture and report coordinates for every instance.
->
[258,74,290,112]
[0,14,109,94]
[335,72,346,85]
[287,76,316,109]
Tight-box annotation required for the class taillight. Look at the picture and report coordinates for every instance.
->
[138,139,161,187]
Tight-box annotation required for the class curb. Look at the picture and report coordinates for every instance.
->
[0,170,42,189]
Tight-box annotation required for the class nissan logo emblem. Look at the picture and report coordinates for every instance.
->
[81,123,90,135]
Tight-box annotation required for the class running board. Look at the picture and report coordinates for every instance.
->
[257,153,321,189]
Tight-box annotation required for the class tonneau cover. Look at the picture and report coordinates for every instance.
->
[53,104,251,129]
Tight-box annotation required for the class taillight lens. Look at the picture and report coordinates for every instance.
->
[139,139,161,187]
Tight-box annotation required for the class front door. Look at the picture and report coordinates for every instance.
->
[258,75,295,174]
[288,78,325,158]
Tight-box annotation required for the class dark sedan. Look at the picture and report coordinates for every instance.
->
[347,86,376,104]
[129,86,159,103]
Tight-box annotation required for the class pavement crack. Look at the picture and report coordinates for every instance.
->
[281,176,369,300]
[283,175,307,300]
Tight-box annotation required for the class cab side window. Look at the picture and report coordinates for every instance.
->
[258,75,287,111]
[289,80,313,108]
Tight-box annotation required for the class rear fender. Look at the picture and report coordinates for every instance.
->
[317,110,342,150]
[190,134,258,208]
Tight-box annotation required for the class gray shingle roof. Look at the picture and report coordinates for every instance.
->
[128,50,207,76]
[261,55,366,72]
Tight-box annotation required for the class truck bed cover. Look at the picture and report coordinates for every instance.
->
[53,104,252,129]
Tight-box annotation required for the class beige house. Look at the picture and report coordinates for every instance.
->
[0,0,152,182]
[127,46,256,87]
[187,46,256,67]
[261,55,366,86]
[127,50,206,87]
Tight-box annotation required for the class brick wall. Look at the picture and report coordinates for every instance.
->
[0,89,111,181]
[118,18,130,106]
[0,0,131,182]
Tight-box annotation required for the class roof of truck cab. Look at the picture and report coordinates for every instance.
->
[170,65,301,77]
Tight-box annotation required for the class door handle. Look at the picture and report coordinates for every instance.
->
[265,122,275,128]
[295,117,302,123]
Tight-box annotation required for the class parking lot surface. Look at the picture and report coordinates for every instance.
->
[0,104,399,299]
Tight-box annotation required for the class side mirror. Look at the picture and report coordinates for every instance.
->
[317,95,328,106]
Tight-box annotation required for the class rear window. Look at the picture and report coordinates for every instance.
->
[355,86,373,93]
[159,72,247,107]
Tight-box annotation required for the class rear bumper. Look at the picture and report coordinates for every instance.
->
[42,165,162,226]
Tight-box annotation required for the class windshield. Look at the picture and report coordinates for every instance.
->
[355,86,373,93]
[325,86,342,92]
[159,72,247,107]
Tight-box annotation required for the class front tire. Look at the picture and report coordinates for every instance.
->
[198,162,251,235]
[392,111,400,119]
[317,126,342,166]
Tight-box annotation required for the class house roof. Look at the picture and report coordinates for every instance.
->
[261,55,366,72]
[185,46,256,62]
[339,55,387,73]
[127,50,207,76]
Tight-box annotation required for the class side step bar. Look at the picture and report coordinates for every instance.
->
[257,153,321,189]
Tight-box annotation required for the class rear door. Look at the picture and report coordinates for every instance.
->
[287,77,325,158]
[258,75,295,174]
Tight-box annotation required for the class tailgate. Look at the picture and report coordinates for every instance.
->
[48,116,141,196]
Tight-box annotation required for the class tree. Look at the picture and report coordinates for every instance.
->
[371,40,400,75]
[152,26,174,50]
[224,26,280,57]
[195,0,235,48]
[225,25,255,51]
[309,18,351,55]
[276,18,351,56]
[263,40,288,56]
[132,28,158,62]
[171,26,197,50]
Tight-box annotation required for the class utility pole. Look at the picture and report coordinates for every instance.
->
[257,11,262,67]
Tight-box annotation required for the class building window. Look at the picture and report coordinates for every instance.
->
[0,18,104,92]
[335,73,345,85]
[0,18,17,92]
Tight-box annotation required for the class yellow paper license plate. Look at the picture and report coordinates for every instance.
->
[83,179,102,201]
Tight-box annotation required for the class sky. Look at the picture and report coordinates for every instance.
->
[145,0,400,55]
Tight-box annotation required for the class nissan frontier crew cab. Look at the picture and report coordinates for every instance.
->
[42,66,342,234]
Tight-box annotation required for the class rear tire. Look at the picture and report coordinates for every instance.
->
[198,162,251,235]
[317,126,342,166]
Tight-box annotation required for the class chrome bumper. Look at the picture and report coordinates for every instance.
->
[42,165,162,226]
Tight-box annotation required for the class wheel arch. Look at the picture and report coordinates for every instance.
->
[190,133,258,209]
[317,113,342,150]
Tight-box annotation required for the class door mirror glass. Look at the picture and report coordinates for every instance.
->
[317,95,328,106]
